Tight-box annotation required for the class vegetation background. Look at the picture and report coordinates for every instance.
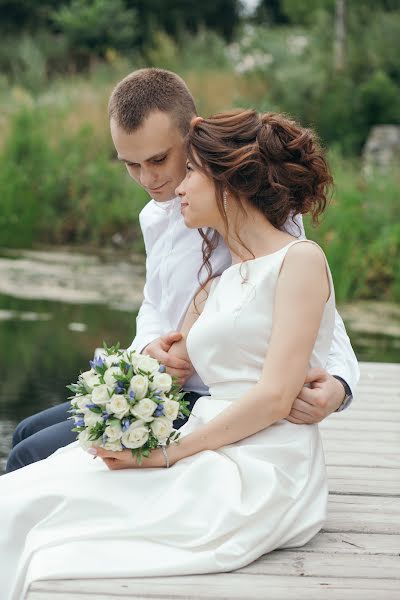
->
[0,0,399,303]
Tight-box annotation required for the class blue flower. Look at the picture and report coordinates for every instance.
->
[122,419,130,432]
[159,364,166,373]
[102,411,111,420]
[102,432,107,445]
[85,403,97,409]
[75,418,85,427]
[129,390,136,400]
[114,385,124,394]
[90,356,105,370]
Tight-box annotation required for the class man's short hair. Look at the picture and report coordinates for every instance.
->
[108,68,197,135]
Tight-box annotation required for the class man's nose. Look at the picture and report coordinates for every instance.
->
[139,166,156,188]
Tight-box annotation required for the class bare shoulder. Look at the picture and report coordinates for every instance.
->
[283,240,327,271]
[280,240,330,300]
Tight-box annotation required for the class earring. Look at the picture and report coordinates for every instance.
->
[223,190,228,213]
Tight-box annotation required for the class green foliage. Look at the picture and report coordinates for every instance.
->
[233,4,400,154]
[304,151,400,303]
[0,106,148,249]
[52,0,137,59]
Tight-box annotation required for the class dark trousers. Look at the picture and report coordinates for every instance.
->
[6,392,201,473]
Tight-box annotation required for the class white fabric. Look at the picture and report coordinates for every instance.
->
[0,240,333,600]
[128,198,359,395]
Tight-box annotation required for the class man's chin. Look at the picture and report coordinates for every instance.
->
[149,188,176,202]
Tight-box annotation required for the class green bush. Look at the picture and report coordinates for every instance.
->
[0,107,148,249]
[305,152,400,302]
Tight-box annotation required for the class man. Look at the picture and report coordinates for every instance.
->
[6,68,358,473]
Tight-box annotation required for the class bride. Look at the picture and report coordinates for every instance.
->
[1,109,335,599]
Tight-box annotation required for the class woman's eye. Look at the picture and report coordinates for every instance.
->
[153,156,166,164]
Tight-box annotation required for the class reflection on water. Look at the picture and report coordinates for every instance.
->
[0,293,136,472]
[0,292,399,473]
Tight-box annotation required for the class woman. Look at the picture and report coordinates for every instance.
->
[0,109,334,599]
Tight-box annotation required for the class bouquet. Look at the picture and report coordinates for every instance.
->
[67,343,191,464]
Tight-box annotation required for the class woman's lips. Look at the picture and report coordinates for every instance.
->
[180,202,189,212]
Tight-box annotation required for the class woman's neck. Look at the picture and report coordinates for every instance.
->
[216,204,295,265]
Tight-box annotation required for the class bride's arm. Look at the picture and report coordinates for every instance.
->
[168,242,330,465]
[166,279,216,382]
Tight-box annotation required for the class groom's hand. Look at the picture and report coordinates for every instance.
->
[143,332,193,384]
[285,368,345,424]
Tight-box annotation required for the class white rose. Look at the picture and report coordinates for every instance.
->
[104,366,123,389]
[122,349,136,364]
[107,394,130,417]
[80,370,100,388]
[150,416,173,441]
[130,398,157,422]
[104,421,123,442]
[104,353,121,368]
[121,420,149,449]
[78,429,102,451]
[136,355,160,375]
[84,411,104,428]
[91,384,110,405]
[129,374,148,400]
[150,372,172,393]
[162,399,180,421]
[75,395,93,412]
[103,439,123,451]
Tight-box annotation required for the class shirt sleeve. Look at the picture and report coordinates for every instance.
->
[127,260,162,354]
[126,206,163,354]
[325,308,360,402]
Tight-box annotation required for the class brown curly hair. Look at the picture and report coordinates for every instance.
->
[186,109,333,291]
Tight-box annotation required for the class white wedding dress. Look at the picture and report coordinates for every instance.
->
[0,240,335,600]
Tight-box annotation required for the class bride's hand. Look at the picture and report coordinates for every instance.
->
[88,446,170,470]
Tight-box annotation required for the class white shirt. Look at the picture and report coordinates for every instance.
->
[128,197,359,397]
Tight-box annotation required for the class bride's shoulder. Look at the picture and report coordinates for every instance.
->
[280,240,331,299]
[280,239,329,278]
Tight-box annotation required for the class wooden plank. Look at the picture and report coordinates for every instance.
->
[326,465,400,495]
[324,451,400,468]
[287,531,400,555]
[321,429,400,442]
[319,420,400,432]
[27,574,400,600]
[325,494,400,534]
[238,551,400,579]
[322,411,400,422]
[321,440,400,454]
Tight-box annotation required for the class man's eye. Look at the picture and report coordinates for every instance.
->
[153,156,166,164]
[126,163,139,168]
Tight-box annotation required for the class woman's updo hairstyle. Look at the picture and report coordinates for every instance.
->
[187,109,332,230]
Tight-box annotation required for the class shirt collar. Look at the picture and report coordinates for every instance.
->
[152,196,180,212]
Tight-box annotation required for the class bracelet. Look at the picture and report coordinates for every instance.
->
[161,445,170,468]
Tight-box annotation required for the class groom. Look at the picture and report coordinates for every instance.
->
[6,68,359,473]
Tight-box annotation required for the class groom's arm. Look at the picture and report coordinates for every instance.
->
[286,307,359,424]
[282,214,359,423]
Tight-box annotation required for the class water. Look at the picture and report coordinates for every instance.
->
[0,293,137,472]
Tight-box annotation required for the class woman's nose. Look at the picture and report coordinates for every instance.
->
[175,182,186,197]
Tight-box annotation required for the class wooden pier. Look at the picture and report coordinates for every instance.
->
[27,361,400,600]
